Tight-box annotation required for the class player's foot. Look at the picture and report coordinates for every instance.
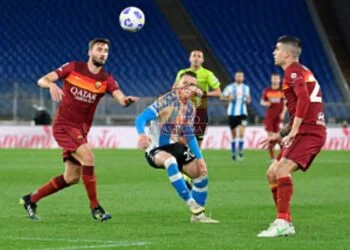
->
[186,198,205,215]
[91,205,112,222]
[182,173,193,190]
[237,152,244,161]
[231,154,236,161]
[191,212,219,224]
[19,194,40,220]
[257,219,292,237]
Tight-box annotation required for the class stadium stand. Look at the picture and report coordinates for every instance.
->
[0,0,187,97]
[181,0,348,119]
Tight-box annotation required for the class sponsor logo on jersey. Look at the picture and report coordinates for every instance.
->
[95,81,102,89]
[70,86,97,104]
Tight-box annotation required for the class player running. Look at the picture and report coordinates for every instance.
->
[175,50,221,147]
[257,35,326,237]
[135,71,218,223]
[260,73,286,160]
[221,71,251,161]
[20,38,138,221]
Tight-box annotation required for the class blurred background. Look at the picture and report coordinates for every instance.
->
[0,0,349,126]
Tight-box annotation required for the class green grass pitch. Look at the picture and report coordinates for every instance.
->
[1,149,349,250]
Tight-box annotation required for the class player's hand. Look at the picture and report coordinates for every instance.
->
[196,158,207,176]
[49,83,64,102]
[259,133,281,149]
[281,131,296,147]
[279,113,285,122]
[123,96,139,107]
[138,134,150,149]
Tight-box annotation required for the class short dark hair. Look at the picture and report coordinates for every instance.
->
[179,71,197,79]
[271,72,281,77]
[277,35,302,57]
[89,38,110,50]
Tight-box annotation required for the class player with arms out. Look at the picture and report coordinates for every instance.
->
[221,71,251,161]
[260,73,286,160]
[136,71,218,223]
[20,38,138,221]
[175,50,221,147]
[257,35,326,237]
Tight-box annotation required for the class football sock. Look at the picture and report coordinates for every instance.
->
[270,183,278,207]
[82,166,99,208]
[276,176,293,222]
[238,139,244,152]
[30,174,69,203]
[192,176,208,206]
[164,157,191,202]
[231,139,236,155]
[268,145,275,158]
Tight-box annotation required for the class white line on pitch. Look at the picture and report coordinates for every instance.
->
[4,236,150,249]
[27,242,148,250]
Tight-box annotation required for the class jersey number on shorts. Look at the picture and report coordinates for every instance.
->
[310,81,322,103]
[184,148,194,161]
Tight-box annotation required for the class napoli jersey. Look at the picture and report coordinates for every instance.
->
[222,83,250,116]
[146,90,196,152]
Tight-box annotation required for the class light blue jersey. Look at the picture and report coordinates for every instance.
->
[222,83,250,116]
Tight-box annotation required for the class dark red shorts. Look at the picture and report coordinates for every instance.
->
[193,109,208,140]
[53,124,87,161]
[264,116,282,133]
[277,131,326,171]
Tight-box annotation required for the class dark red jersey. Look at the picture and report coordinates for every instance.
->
[53,61,119,133]
[282,62,326,133]
[262,87,284,119]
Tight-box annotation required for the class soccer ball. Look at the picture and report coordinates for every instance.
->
[119,7,145,32]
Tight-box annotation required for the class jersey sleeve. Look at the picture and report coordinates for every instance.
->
[246,85,251,97]
[207,71,220,89]
[262,89,268,101]
[288,70,310,119]
[222,85,232,96]
[54,62,76,80]
[105,75,120,95]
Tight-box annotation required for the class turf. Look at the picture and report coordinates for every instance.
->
[0,149,349,250]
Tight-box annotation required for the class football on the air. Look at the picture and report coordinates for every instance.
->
[119,7,145,32]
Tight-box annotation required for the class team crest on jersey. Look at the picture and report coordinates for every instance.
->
[291,73,297,79]
[95,81,102,89]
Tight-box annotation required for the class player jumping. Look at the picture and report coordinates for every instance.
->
[20,38,138,221]
[257,35,326,237]
[221,71,251,161]
[175,50,221,147]
[136,71,218,223]
[260,73,286,160]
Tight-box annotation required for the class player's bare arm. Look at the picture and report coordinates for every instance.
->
[112,89,139,107]
[220,94,234,101]
[206,87,221,97]
[38,71,64,102]
[245,95,251,104]
[279,102,287,121]
[260,98,271,107]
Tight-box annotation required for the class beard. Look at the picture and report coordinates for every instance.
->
[92,57,105,67]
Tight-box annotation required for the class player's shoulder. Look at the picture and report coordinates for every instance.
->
[284,62,308,81]
[200,67,214,75]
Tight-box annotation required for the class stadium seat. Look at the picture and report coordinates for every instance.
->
[181,0,346,119]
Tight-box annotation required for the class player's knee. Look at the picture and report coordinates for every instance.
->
[64,173,80,185]
[275,160,291,178]
[82,153,95,166]
[266,168,276,183]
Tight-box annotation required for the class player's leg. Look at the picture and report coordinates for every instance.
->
[183,160,218,223]
[153,150,204,215]
[20,159,80,220]
[72,143,111,221]
[265,160,278,207]
[229,116,238,160]
[237,116,247,160]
